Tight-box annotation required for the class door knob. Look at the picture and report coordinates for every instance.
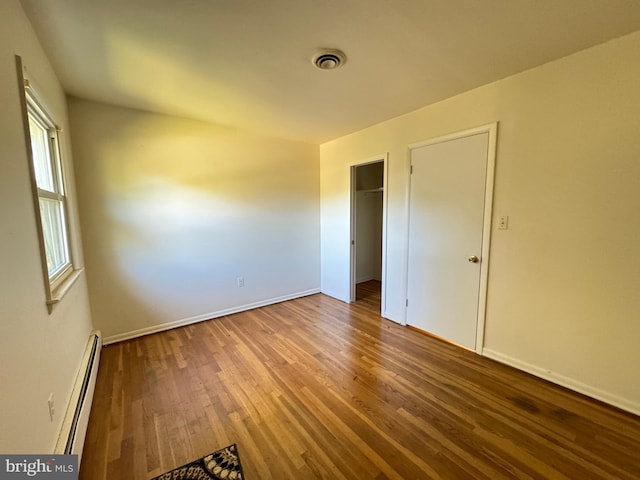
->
[468,255,479,263]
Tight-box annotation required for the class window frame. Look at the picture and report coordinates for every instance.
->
[17,55,81,312]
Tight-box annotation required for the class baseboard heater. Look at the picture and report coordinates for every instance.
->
[55,330,102,460]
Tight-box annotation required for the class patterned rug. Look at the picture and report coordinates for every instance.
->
[151,444,244,480]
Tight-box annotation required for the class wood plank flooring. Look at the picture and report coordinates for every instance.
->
[80,281,640,479]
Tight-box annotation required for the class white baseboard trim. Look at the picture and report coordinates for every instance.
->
[104,288,320,345]
[356,274,382,284]
[320,288,348,303]
[356,274,375,283]
[482,348,640,416]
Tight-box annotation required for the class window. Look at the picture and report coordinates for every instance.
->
[20,71,79,310]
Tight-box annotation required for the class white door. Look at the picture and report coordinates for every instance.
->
[407,132,489,349]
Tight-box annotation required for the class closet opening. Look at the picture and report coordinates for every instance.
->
[350,160,385,313]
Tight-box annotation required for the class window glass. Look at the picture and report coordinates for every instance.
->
[38,197,69,277]
[29,115,55,192]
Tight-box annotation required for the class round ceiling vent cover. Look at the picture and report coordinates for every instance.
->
[312,49,347,70]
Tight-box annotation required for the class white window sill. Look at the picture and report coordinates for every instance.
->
[47,268,84,312]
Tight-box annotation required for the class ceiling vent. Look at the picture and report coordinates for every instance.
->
[312,49,347,70]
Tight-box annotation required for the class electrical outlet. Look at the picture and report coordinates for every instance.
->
[237,276,245,288]
[47,393,55,422]
[498,215,509,230]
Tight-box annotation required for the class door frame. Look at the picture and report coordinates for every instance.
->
[349,153,389,316]
[406,123,498,354]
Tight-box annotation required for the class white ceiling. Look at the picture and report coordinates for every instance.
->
[20,0,640,143]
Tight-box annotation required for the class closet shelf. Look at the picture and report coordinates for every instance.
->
[357,187,384,193]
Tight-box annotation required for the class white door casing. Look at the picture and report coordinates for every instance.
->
[349,154,390,315]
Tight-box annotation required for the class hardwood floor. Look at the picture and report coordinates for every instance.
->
[80,281,640,479]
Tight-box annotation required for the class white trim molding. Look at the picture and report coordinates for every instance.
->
[483,349,640,416]
[348,152,389,314]
[103,288,320,345]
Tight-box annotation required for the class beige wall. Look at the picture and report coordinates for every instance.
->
[320,31,640,413]
[0,0,94,452]
[69,99,320,341]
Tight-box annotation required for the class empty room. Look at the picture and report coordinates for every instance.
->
[2,0,640,478]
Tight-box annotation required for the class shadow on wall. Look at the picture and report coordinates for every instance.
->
[70,99,320,338]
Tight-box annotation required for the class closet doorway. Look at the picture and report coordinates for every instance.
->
[350,159,386,313]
